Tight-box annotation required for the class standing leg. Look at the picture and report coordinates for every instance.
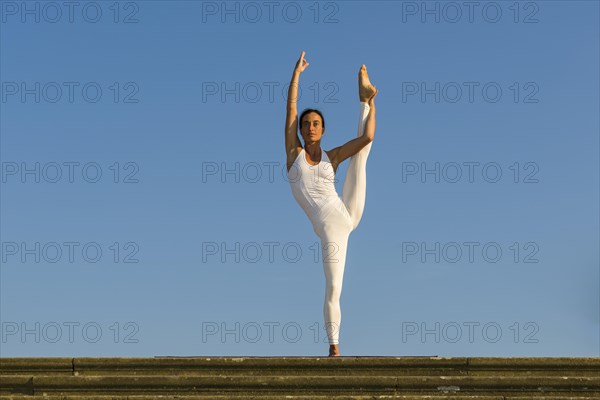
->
[318,211,352,352]
[342,101,372,231]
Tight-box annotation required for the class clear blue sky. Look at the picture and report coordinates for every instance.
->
[1,0,598,357]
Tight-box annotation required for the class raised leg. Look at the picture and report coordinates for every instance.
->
[319,65,375,354]
[341,102,372,231]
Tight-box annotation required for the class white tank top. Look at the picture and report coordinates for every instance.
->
[287,147,340,227]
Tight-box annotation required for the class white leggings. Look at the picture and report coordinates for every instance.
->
[316,102,372,345]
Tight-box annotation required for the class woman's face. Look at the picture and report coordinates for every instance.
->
[300,112,324,144]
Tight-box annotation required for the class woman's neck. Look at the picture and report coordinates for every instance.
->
[304,142,321,158]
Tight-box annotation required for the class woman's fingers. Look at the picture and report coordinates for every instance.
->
[300,57,309,70]
[296,51,309,71]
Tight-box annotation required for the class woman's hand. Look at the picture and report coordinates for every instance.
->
[294,51,310,74]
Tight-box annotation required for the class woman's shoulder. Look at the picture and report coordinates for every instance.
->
[323,146,338,162]
[289,146,303,159]
[286,146,304,172]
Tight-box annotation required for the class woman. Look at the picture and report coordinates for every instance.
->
[285,51,378,357]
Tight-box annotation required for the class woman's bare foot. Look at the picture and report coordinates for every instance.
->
[359,64,376,102]
[368,87,378,105]
[328,344,341,357]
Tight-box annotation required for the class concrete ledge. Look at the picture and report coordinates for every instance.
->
[1,357,598,398]
[0,358,73,375]
[72,357,470,377]
[3,357,599,376]
[23,375,600,389]
[1,396,600,400]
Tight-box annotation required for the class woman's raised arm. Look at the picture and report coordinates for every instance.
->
[285,51,309,157]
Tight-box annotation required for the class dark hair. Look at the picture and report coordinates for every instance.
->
[299,108,325,133]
